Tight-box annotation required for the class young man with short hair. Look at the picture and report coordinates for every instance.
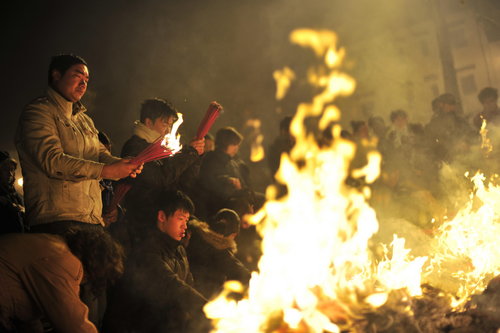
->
[121,98,204,235]
[103,190,209,333]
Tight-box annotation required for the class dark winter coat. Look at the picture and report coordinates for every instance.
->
[425,112,478,162]
[120,135,200,235]
[186,219,250,299]
[103,228,207,333]
[121,135,200,195]
[199,149,250,214]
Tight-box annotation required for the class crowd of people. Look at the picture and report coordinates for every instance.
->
[1,52,499,332]
[0,54,257,332]
[343,88,500,230]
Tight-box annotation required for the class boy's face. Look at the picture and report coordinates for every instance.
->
[157,209,190,241]
[225,143,240,157]
[147,115,175,137]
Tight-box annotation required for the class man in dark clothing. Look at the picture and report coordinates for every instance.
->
[0,151,25,234]
[121,99,204,236]
[425,93,478,163]
[199,127,252,218]
[103,190,209,333]
[185,209,250,299]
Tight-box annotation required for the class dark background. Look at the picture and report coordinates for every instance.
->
[1,0,499,156]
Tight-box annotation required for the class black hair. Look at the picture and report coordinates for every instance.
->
[64,226,124,296]
[215,127,243,151]
[139,98,178,123]
[390,109,408,122]
[224,189,255,218]
[157,190,195,218]
[211,208,241,236]
[48,54,87,86]
[204,133,214,141]
[478,87,498,103]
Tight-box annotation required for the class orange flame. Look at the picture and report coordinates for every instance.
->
[161,112,183,153]
[205,29,427,332]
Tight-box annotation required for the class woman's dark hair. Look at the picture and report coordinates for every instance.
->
[64,226,125,296]
[215,127,243,151]
[139,98,178,123]
[48,54,87,85]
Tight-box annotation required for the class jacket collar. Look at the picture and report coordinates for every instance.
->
[133,121,162,143]
[47,87,86,119]
[146,227,181,253]
[213,148,232,162]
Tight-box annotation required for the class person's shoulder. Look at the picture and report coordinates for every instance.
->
[28,94,50,106]
[22,95,52,114]
[121,135,147,157]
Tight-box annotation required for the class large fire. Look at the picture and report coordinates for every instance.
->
[205,28,500,332]
[426,172,500,307]
[205,28,427,332]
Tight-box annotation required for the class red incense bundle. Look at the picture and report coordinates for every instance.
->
[107,181,132,213]
[196,101,223,140]
[128,136,175,165]
[105,113,184,211]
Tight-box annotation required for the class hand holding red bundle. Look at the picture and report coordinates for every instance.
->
[128,136,176,165]
[104,113,184,213]
[196,101,223,140]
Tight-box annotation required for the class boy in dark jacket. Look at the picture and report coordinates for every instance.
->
[103,190,209,333]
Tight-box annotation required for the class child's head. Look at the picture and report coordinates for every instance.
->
[155,190,194,241]
[211,208,241,239]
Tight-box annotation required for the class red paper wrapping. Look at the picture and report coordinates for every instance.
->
[196,101,223,140]
[129,136,175,165]
[107,181,132,213]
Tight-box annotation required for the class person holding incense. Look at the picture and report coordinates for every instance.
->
[15,54,142,235]
[121,98,204,241]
